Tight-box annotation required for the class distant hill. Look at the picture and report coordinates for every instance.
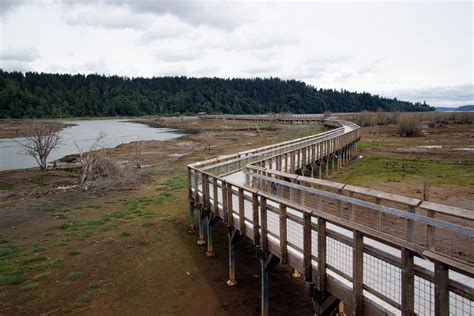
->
[436,105,474,112]
[0,70,434,118]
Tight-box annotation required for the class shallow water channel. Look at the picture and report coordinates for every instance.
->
[0,119,185,171]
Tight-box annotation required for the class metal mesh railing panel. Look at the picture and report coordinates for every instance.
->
[363,253,401,304]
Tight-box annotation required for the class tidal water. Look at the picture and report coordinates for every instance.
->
[0,119,184,171]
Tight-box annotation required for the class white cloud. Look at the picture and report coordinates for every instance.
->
[0,47,40,62]
[155,49,201,62]
[138,14,192,42]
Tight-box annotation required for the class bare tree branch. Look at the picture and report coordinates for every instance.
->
[16,122,63,174]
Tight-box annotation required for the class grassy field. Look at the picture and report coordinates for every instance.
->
[337,148,474,186]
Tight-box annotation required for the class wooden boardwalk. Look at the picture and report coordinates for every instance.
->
[187,115,473,315]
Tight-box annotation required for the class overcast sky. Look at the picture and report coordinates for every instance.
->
[0,0,472,107]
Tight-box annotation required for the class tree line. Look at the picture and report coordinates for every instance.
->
[0,70,434,118]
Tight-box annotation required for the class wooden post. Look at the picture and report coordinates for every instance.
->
[401,248,415,316]
[213,177,219,215]
[238,188,246,235]
[427,210,436,249]
[336,189,342,217]
[434,261,449,316]
[348,192,354,222]
[303,212,312,282]
[252,193,260,245]
[227,183,233,227]
[203,174,209,210]
[279,204,288,264]
[376,197,382,231]
[317,217,327,292]
[260,197,268,252]
[407,205,415,242]
[302,148,307,169]
[325,159,329,177]
[194,169,199,203]
[352,230,364,315]
[222,181,228,225]
[187,167,193,202]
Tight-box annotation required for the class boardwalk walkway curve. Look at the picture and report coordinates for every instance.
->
[187,114,473,315]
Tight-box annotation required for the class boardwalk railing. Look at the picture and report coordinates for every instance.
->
[187,115,473,315]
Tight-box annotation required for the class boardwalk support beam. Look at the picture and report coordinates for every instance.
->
[227,228,242,286]
[260,253,280,316]
[197,205,206,245]
[188,202,196,233]
[205,214,220,257]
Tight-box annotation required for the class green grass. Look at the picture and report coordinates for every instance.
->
[120,231,131,237]
[68,271,84,281]
[49,258,64,269]
[31,272,50,282]
[0,244,23,259]
[18,302,32,314]
[29,243,46,254]
[33,262,50,271]
[21,281,40,291]
[20,255,47,266]
[67,250,80,256]
[0,183,14,190]
[78,290,94,305]
[160,176,187,190]
[0,260,27,285]
[0,235,9,244]
[334,156,474,186]
[142,221,155,227]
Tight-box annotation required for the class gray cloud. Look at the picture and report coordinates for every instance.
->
[64,7,152,29]
[58,0,247,30]
[0,0,24,15]
[123,0,246,30]
[387,84,474,106]
[0,47,40,62]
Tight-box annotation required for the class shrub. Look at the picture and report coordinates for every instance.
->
[386,111,400,124]
[375,108,388,125]
[357,111,373,127]
[398,115,422,137]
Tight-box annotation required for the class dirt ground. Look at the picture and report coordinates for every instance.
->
[0,118,315,315]
[0,120,73,138]
[0,116,472,315]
